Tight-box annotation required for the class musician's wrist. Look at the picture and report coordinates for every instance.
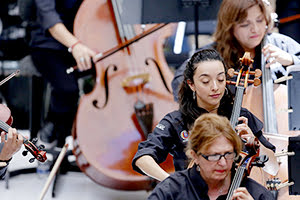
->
[0,157,12,165]
[68,41,81,53]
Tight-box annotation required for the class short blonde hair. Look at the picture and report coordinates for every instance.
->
[186,113,242,158]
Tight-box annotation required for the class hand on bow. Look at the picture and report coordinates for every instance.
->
[262,43,293,68]
[72,42,97,72]
[231,187,254,200]
[0,128,23,161]
[235,117,254,141]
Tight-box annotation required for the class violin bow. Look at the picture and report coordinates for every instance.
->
[39,143,68,200]
[0,70,20,86]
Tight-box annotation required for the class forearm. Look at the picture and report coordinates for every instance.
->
[135,155,170,182]
[48,23,78,48]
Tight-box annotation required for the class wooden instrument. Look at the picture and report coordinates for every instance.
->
[71,0,178,190]
[0,104,47,163]
[242,36,300,199]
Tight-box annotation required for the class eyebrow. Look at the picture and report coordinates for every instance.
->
[199,71,225,78]
[241,14,264,23]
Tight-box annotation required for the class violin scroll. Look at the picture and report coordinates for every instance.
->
[0,104,47,163]
[227,52,262,87]
[22,138,47,163]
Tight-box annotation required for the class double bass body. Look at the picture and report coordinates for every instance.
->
[72,0,177,190]
[243,73,300,199]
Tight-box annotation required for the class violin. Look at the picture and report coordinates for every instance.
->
[0,104,47,163]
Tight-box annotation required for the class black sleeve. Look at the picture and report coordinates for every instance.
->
[34,0,62,31]
[0,166,8,180]
[245,178,276,200]
[240,107,263,134]
[132,114,177,175]
[240,108,276,152]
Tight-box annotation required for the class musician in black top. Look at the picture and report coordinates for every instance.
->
[132,49,275,181]
[148,113,275,200]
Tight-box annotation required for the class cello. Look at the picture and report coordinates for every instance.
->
[242,35,300,199]
[72,0,178,190]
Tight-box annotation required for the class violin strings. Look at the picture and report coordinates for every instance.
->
[0,119,28,143]
[0,120,10,132]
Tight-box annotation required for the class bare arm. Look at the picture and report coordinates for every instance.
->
[135,155,170,182]
[48,23,96,71]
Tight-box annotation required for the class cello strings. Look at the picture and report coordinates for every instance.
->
[226,166,245,200]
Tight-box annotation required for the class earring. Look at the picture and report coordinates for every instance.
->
[193,91,196,100]
[196,164,200,172]
[224,87,228,96]
[265,25,269,30]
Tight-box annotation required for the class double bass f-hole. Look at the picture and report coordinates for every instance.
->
[92,64,118,109]
[145,57,171,93]
[71,0,177,190]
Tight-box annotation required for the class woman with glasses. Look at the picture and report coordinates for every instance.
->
[132,49,275,182]
[147,113,274,200]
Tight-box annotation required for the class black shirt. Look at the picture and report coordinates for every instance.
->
[132,105,273,174]
[148,165,275,200]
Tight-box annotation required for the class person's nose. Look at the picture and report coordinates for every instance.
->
[217,156,227,166]
[250,22,259,33]
[211,80,219,91]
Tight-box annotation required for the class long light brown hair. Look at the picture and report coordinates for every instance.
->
[213,0,271,68]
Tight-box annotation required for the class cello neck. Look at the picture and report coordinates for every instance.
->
[261,36,278,134]
[230,86,245,129]
[226,157,250,200]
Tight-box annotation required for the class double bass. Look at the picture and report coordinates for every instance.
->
[72,0,178,190]
[242,35,300,199]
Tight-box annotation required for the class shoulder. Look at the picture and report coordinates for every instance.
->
[159,110,185,131]
[148,170,191,199]
[166,110,184,121]
[267,33,299,46]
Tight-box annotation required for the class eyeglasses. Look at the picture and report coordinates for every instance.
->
[200,152,236,162]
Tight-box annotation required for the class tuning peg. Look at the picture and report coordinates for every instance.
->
[249,69,262,78]
[228,68,235,78]
[38,145,45,150]
[31,137,38,144]
[226,80,236,85]
[22,150,28,156]
[252,155,269,167]
[247,78,261,86]
[29,158,35,163]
